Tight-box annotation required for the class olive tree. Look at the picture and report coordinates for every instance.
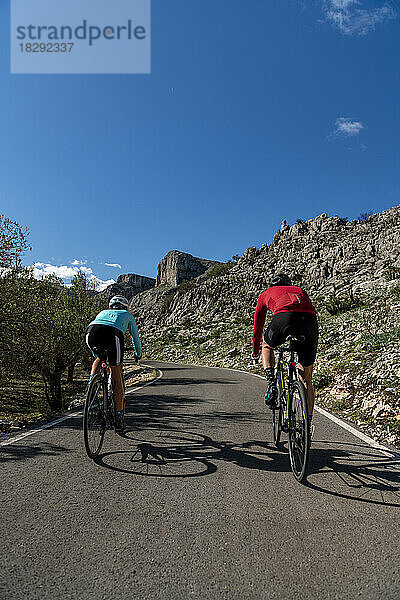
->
[28,273,100,411]
[0,214,31,268]
[0,269,100,411]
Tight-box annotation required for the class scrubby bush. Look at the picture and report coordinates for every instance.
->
[313,368,334,390]
[177,279,196,293]
[359,327,400,351]
[325,289,363,315]
[159,291,177,314]
[383,265,400,281]
[357,210,373,222]
[205,263,232,279]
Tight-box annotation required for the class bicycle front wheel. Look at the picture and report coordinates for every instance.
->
[288,381,309,483]
[272,404,282,448]
[83,375,106,459]
[273,366,284,447]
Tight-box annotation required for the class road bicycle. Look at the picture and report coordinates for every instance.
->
[271,335,310,483]
[83,347,135,459]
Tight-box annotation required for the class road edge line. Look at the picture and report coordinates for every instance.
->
[0,367,163,449]
[125,366,163,395]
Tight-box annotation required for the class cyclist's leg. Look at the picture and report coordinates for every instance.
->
[110,364,124,412]
[90,357,101,376]
[294,313,318,419]
[297,363,315,416]
[261,339,275,369]
[263,313,289,368]
[107,328,125,415]
[85,325,104,380]
[263,315,288,407]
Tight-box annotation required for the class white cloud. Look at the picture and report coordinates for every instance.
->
[323,0,396,35]
[89,275,116,291]
[32,262,117,291]
[331,117,364,138]
[71,259,87,266]
[104,262,122,269]
[32,262,93,280]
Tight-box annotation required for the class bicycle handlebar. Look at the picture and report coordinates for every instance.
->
[125,347,139,363]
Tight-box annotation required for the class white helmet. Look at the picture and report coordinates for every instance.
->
[109,295,129,309]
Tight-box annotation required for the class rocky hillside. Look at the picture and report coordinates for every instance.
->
[130,207,400,448]
[100,273,155,302]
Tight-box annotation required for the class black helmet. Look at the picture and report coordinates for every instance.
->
[269,273,292,287]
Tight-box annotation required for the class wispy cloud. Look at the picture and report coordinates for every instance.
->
[330,117,364,138]
[71,259,87,266]
[322,0,396,35]
[32,262,115,291]
[104,262,122,269]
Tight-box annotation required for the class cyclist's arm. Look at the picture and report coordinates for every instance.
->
[128,317,142,359]
[252,295,268,355]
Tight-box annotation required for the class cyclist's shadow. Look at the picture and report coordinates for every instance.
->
[94,431,400,507]
[94,430,291,478]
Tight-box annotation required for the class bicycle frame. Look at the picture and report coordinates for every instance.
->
[275,343,298,424]
[98,355,115,428]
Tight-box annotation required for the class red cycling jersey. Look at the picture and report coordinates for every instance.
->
[252,286,316,354]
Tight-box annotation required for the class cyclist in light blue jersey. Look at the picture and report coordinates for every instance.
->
[85,295,142,431]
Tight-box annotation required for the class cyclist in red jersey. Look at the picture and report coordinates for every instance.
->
[252,273,318,425]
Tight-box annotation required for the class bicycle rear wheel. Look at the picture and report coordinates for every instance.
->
[83,375,106,459]
[288,381,309,483]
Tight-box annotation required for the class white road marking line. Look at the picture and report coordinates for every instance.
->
[125,367,163,394]
[314,406,400,460]
[155,360,400,461]
[0,368,163,448]
[0,411,82,448]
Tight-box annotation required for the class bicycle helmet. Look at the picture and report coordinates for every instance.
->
[109,295,129,309]
[269,273,292,287]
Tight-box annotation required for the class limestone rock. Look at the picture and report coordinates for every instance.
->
[156,250,223,287]
[101,273,155,302]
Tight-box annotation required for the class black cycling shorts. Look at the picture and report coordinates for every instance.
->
[263,312,318,367]
[86,324,125,367]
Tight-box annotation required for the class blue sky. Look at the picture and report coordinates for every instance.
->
[1,0,399,288]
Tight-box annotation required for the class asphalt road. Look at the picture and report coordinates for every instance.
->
[1,361,399,600]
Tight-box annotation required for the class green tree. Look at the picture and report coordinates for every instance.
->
[0,266,35,380]
[0,269,100,411]
[0,214,31,267]
[29,273,99,410]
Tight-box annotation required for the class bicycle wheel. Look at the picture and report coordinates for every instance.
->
[272,366,284,447]
[288,381,309,483]
[83,375,106,459]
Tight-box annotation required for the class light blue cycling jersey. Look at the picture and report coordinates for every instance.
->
[89,309,142,358]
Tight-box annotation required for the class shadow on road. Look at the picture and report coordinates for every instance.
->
[149,376,240,388]
[0,440,72,463]
[94,430,290,478]
[123,391,263,431]
[305,440,400,507]
[92,427,400,508]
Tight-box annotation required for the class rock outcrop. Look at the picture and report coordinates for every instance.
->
[156,250,223,287]
[101,273,155,302]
